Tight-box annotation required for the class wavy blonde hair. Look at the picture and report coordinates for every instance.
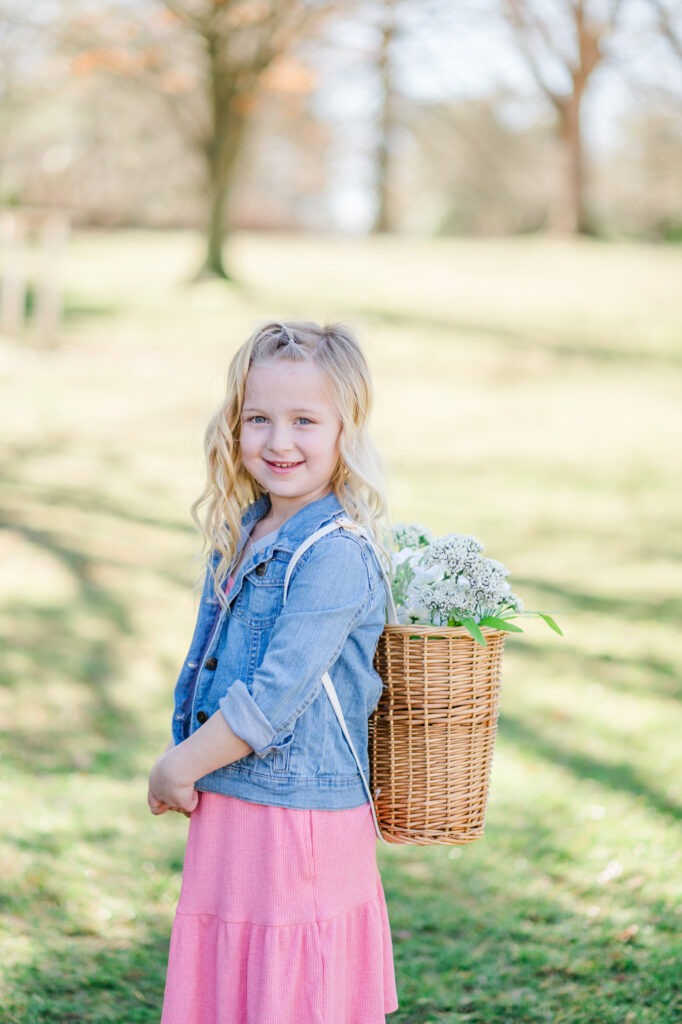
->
[189,319,394,610]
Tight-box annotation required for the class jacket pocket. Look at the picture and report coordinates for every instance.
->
[272,731,294,773]
[232,570,284,626]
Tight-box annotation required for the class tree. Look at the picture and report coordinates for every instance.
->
[44,0,352,279]
[502,0,626,234]
[159,0,356,278]
[369,0,466,234]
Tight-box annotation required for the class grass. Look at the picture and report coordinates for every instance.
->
[0,228,680,1023]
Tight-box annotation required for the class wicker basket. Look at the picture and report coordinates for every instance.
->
[368,622,506,846]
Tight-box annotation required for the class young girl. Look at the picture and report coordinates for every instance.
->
[148,320,400,1024]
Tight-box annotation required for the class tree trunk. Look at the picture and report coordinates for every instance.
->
[197,29,251,281]
[197,103,249,280]
[555,91,593,236]
[203,168,231,279]
[373,0,397,234]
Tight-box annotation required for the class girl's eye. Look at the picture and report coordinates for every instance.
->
[245,416,313,425]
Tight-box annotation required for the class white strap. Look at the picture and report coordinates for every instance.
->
[284,516,398,625]
[283,516,395,843]
[321,670,388,844]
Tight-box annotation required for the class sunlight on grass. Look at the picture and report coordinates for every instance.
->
[1,230,680,1023]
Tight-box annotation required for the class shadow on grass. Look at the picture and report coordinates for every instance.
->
[2,925,171,1024]
[0,439,199,719]
[370,307,682,369]
[0,452,171,776]
[2,472,195,539]
[497,710,681,823]
[379,804,679,1023]
[61,297,121,325]
[4,793,681,1024]
[508,575,682,630]
[21,284,119,326]
[256,280,682,369]
[0,533,145,777]
[512,638,680,702]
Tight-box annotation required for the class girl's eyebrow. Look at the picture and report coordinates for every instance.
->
[242,406,324,415]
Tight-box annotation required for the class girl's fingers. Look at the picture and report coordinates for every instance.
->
[148,789,170,815]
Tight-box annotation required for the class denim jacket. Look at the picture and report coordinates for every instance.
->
[170,489,388,810]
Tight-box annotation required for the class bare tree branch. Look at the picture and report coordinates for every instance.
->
[501,0,622,233]
[503,0,567,107]
[652,0,682,61]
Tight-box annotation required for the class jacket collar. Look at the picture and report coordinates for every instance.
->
[240,489,346,553]
[208,489,347,612]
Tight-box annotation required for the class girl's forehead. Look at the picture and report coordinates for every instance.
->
[244,359,331,403]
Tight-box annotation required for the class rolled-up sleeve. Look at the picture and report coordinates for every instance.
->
[218,535,375,757]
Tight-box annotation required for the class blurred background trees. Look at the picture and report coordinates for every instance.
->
[0,0,680,274]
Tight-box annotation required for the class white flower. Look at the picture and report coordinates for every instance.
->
[486,558,511,578]
[391,548,415,570]
[388,521,525,627]
[411,562,444,586]
[421,534,484,578]
[391,521,435,550]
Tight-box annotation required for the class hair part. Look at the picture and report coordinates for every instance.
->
[188,319,393,609]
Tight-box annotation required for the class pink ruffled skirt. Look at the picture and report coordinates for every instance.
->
[161,790,399,1024]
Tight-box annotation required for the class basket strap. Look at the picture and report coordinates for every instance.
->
[283,516,398,625]
[282,516,395,843]
[321,669,390,844]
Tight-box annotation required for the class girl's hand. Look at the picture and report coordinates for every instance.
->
[147,785,192,818]
[148,748,199,816]
[148,739,175,816]
[147,784,170,816]
[147,740,191,818]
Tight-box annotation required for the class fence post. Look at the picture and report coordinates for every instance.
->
[0,210,27,337]
[35,211,70,345]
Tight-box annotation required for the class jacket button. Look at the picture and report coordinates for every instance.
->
[204,656,218,670]
[197,710,209,724]
[255,562,267,576]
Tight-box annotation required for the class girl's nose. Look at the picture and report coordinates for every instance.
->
[266,423,294,453]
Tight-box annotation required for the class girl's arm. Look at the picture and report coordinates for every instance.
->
[148,715,253,814]
[216,533,377,759]
[149,533,378,813]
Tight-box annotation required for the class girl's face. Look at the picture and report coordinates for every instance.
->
[239,358,343,514]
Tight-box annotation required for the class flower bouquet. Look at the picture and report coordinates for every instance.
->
[389,521,562,644]
[368,522,563,846]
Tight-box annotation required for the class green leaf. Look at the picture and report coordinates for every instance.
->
[461,617,487,646]
[480,616,524,633]
[538,612,564,636]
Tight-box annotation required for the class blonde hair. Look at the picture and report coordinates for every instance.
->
[189,319,393,609]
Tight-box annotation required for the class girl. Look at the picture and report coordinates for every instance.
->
[148,320,400,1024]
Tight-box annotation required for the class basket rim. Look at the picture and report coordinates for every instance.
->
[381,622,508,638]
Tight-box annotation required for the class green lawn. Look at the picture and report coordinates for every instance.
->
[1,229,680,1023]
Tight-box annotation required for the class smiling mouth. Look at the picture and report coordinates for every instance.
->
[264,459,303,469]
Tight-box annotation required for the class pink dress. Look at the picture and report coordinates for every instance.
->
[161,576,399,1024]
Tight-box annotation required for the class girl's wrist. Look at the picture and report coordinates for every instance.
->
[162,743,197,788]
[165,710,252,782]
